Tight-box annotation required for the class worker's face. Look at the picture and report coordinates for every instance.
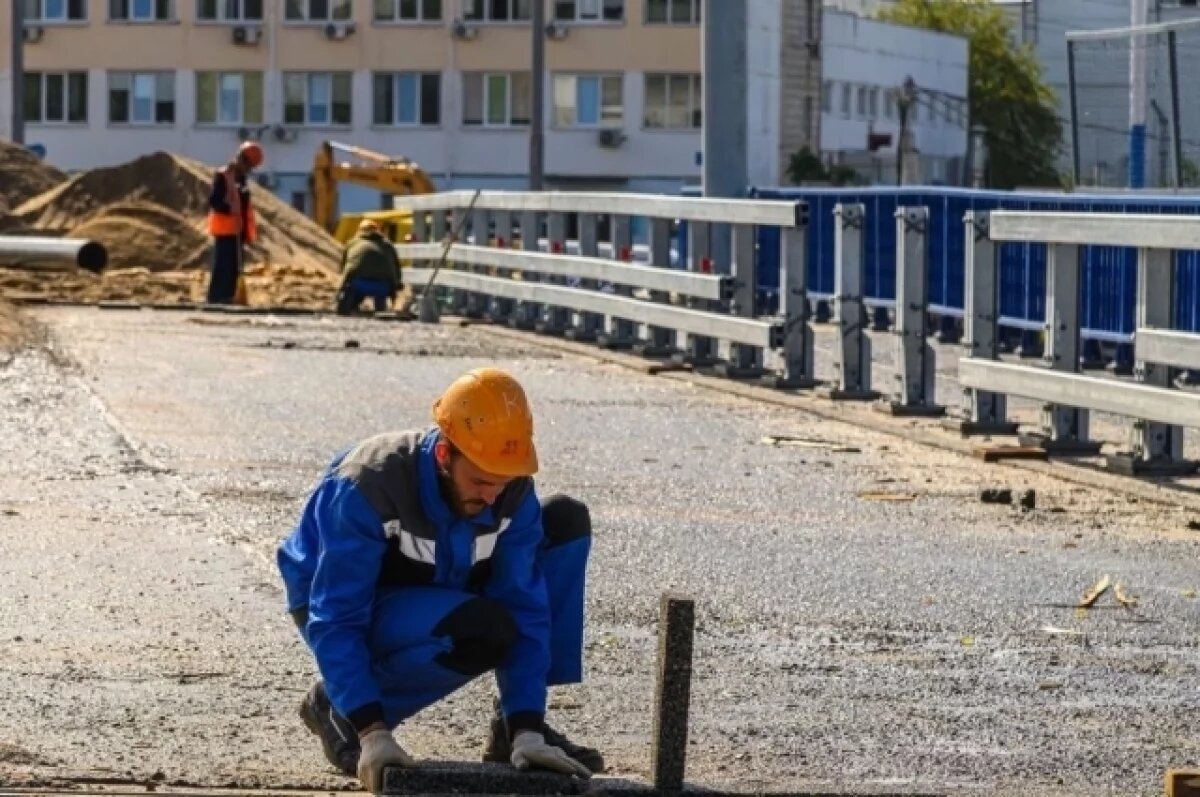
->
[435,440,513,517]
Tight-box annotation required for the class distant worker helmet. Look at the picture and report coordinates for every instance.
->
[238,141,264,169]
[432,368,538,478]
[358,219,381,234]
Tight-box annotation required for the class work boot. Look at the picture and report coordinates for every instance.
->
[298,680,360,776]
[482,698,605,774]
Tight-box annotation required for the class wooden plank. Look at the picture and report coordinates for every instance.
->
[1167,769,1200,797]
[971,445,1050,463]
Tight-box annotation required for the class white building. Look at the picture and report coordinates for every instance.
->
[819,8,969,185]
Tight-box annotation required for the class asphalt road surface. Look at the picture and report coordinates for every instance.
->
[1,306,1198,796]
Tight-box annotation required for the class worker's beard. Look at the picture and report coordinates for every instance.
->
[437,464,486,518]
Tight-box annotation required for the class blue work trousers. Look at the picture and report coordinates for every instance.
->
[293,519,589,729]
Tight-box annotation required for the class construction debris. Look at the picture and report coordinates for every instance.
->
[760,434,861,453]
[1018,489,1037,510]
[1077,574,1112,609]
[858,490,917,502]
[1114,583,1139,609]
[980,488,1013,505]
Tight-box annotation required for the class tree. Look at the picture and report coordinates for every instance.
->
[878,0,1063,189]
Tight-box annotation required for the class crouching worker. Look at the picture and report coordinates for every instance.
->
[336,219,403,314]
[276,368,603,794]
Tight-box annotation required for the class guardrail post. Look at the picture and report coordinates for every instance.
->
[713,223,764,377]
[676,221,717,366]
[949,211,1019,437]
[486,210,515,323]
[597,215,638,349]
[1107,247,1197,476]
[823,203,878,400]
[636,217,678,357]
[771,208,818,389]
[511,211,541,330]
[1018,243,1102,455]
[537,212,571,334]
[883,206,943,416]
[461,207,490,318]
[566,212,604,342]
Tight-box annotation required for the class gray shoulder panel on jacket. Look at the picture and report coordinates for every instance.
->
[334,429,427,522]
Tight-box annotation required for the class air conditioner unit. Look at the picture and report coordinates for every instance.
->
[597,128,626,149]
[23,25,44,44]
[544,21,568,39]
[323,21,356,40]
[451,18,478,40]
[232,25,262,45]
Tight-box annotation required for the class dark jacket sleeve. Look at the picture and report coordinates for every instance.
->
[209,172,230,213]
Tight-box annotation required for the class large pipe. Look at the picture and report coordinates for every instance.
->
[0,236,108,274]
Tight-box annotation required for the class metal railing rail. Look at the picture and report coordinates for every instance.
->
[959,210,1200,475]
[395,190,815,388]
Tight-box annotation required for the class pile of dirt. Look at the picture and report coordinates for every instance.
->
[14,151,342,274]
[68,201,210,271]
[0,141,66,214]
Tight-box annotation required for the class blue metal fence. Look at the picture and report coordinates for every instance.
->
[675,186,1200,343]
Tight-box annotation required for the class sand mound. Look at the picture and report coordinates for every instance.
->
[16,151,341,274]
[68,201,210,271]
[0,141,66,213]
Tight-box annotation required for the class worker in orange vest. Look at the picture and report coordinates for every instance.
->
[206,141,263,305]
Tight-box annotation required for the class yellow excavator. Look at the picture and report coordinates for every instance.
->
[310,140,438,245]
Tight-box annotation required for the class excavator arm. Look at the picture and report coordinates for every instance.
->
[310,140,438,235]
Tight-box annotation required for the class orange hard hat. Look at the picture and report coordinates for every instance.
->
[433,368,538,477]
[238,141,264,168]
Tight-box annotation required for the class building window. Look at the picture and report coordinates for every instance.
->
[196,71,263,125]
[553,0,622,22]
[646,0,698,24]
[820,80,832,113]
[840,83,850,115]
[284,0,353,21]
[462,0,530,22]
[109,0,174,21]
[553,74,622,128]
[643,73,699,129]
[462,72,531,126]
[283,72,353,125]
[373,0,441,20]
[23,0,87,21]
[373,73,440,126]
[23,71,88,123]
[197,0,263,21]
[109,71,175,124]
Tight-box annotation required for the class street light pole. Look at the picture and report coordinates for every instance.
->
[11,0,25,145]
[895,75,917,186]
[529,0,545,190]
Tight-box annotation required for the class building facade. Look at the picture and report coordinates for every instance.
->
[820,8,969,185]
[0,0,711,212]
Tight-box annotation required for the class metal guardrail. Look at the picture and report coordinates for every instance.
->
[0,235,108,274]
[959,210,1200,476]
[394,189,1200,482]
[395,190,816,388]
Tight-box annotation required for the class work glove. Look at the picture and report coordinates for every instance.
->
[510,730,593,779]
[356,728,416,794]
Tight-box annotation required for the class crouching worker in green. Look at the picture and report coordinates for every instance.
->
[276,368,602,794]
[336,219,403,314]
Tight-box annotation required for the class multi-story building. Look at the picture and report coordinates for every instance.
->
[0,0,723,212]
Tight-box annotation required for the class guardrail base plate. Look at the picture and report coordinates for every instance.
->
[818,387,881,402]
[761,375,820,390]
[595,335,636,350]
[876,401,946,418]
[1104,452,1199,478]
[1017,432,1103,457]
[564,329,599,343]
[941,418,1021,438]
[971,445,1049,463]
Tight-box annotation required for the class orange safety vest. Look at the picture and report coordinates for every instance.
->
[207,165,258,242]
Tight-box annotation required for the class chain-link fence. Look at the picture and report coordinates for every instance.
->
[1068,18,1200,190]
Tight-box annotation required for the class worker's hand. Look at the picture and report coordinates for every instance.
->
[356,728,415,794]
[510,730,592,779]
